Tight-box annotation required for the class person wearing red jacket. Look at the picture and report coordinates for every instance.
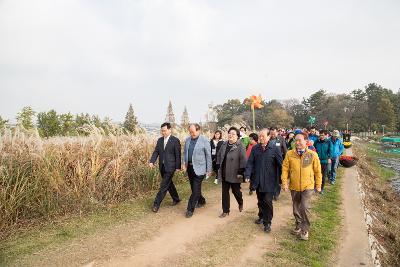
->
[246,133,259,195]
[246,133,258,158]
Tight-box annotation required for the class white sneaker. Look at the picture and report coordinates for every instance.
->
[299,231,309,241]
[291,227,301,236]
[214,179,218,184]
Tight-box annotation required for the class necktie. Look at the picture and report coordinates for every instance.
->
[297,149,305,156]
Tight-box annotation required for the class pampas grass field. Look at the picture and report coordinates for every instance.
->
[0,126,185,239]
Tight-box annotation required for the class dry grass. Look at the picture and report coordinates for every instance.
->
[354,142,400,266]
[0,126,181,239]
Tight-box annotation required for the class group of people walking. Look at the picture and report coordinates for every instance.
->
[149,123,210,218]
[149,122,346,241]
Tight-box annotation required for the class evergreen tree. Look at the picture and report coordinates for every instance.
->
[16,106,36,129]
[37,109,61,137]
[377,96,397,131]
[123,103,138,133]
[214,99,247,127]
[60,112,76,135]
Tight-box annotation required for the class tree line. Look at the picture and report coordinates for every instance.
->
[1,83,399,137]
[0,104,139,137]
[214,83,400,132]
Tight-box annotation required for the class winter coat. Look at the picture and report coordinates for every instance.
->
[281,148,322,191]
[183,135,212,176]
[329,138,344,158]
[217,140,247,183]
[314,139,332,164]
[245,144,283,193]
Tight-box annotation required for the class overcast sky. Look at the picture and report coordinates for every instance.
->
[1,0,399,124]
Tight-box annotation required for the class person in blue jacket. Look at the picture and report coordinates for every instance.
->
[329,130,344,185]
[314,130,332,193]
[308,127,319,144]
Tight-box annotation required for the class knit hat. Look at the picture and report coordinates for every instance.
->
[332,130,340,137]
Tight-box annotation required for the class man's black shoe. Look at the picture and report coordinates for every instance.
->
[196,202,206,208]
[185,210,193,218]
[264,224,271,233]
[152,206,159,213]
[254,218,263,224]
[171,200,181,206]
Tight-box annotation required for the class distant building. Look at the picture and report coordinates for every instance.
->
[165,100,176,126]
[181,106,190,129]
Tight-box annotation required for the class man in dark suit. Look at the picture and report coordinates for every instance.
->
[268,127,287,200]
[149,122,182,212]
[245,129,283,233]
[268,127,287,158]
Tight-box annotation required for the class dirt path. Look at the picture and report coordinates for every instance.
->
[96,189,292,267]
[101,195,258,267]
[337,148,373,267]
[222,195,292,267]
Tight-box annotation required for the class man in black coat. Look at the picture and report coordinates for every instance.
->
[149,122,182,212]
[268,127,287,200]
[245,129,283,233]
[268,127,287,157]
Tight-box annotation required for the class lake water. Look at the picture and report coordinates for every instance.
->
[377,158,400,195]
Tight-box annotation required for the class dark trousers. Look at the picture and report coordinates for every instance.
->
[187,164,206,212]
[222,181,243,213]
[249,173,255,191]
[274,176,282,198]
[291,190,313,232]
[256,189,274,225]
[212,156,219,173]
[274,184,281,198]
[320,162,329,191]
[153,165,180,207]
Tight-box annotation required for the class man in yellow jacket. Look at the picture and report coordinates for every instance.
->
[281,132,322,241]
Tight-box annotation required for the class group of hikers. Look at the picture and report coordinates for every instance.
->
[149,122,346,241]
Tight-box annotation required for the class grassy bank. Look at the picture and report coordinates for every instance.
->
[354,141,400,266]
[264,169,343,267]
